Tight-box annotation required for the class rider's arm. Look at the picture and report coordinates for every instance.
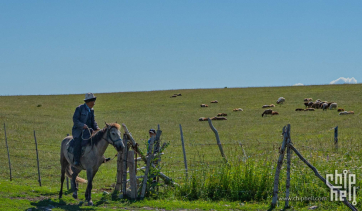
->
[73,106,85,130]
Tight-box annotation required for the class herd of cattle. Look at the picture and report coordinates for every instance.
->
[171,94,354,121]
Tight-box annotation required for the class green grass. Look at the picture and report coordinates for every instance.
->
[0,84,361,210]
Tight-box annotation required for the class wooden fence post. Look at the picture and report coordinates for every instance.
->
[271,124,289,208]
[334,126,338,150]
[207,118,228,163]
[179,124,188,179]
[285,127,292,208]
[122,137,129,196]
[140,137,155,199]
[115,151,122,193]
[4,123,12,181]
[34,130,41,186]
[127,150,137,199]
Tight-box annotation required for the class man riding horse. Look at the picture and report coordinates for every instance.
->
[72,93,109,167]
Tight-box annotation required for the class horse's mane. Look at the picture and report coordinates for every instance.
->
[90,123,121,146]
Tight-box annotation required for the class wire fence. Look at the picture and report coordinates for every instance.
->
[0,122,358,190]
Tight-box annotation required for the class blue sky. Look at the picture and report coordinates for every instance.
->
[0,1,361,95]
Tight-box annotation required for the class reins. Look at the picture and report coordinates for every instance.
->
[81,126,93,147]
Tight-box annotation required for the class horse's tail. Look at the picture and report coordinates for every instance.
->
[64,163,87,184]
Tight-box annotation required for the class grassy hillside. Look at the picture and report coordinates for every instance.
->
[0,84,361,210]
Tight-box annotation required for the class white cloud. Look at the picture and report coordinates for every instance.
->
[293,83,304,86]
[330,77,357,84]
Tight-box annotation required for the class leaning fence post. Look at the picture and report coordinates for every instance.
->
[289,143,357,211]
[334,126,338,150]
[271,124,289,208]
[179,124,188,179]
[285,126,292,208]
[207,118,228,163]
[4,123,12,181]
[34,130,41,186]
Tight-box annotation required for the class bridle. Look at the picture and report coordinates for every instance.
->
[103,127,123,148]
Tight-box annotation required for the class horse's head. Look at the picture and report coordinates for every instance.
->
[104,122,124,151]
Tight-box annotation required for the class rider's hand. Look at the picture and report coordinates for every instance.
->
[83,124,87,129]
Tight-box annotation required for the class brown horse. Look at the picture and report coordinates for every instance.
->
[59,123,124,205]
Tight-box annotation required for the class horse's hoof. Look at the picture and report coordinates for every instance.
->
[72,193,78,199]
[88,200,93,206]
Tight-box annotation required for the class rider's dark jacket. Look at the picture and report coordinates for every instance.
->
[72,103,99,138]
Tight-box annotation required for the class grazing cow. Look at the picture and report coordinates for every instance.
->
[211,116,227,120]
[262,104,275,108]
[210,100,218,103]
[304,98,313,102]
[321,103,329,111]
[304,108,315,111]
[200,104,209,107]
[262,109,273,117]
[233,108,243,111]
[217,113,227,116]
[295,108,304,111]
[272,111,279,115]
[339,111,354,115]
[330,103,337,110]
[199,117,208,121]
[276,97,285,105]
[170,95,177,98]
[338,108,345,112]
[177,93,182,96]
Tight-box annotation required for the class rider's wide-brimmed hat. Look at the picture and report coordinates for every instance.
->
[84,93,97,101]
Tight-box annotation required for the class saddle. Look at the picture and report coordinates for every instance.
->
[66,128,105,159]
[67,129,94,158]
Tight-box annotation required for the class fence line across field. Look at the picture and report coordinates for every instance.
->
[2,121,358,209]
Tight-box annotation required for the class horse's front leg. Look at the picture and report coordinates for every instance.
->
[71,166,81,199]
[85,168,99,206]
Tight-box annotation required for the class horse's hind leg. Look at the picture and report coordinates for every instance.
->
[71,166,81,199]
[59,165,65,199]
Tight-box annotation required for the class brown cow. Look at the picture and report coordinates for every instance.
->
[210,100,219,103]
[295,108,304,111]
[338,108,345,112]
[262,109,273,117]
[211,116,227,120]
[217,113,227,116]
[304,98,313,102]
[200,104,209,107]
[272,111,279,115]
[198,117,208,121]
